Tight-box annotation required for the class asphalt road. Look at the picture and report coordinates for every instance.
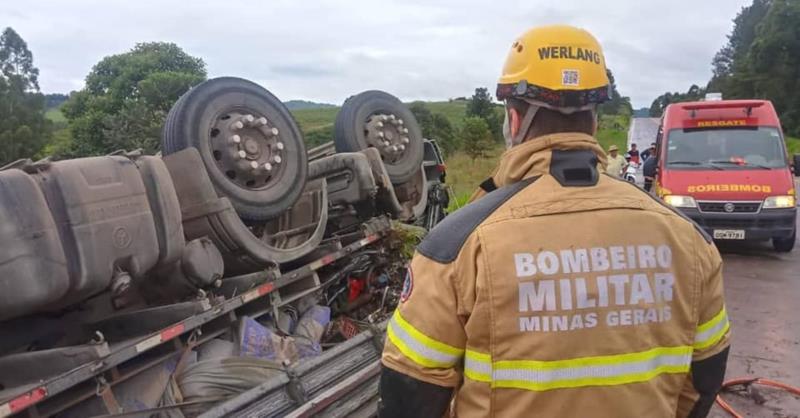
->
[709,220,800,417]
[628,117,660,150]
[625,117,661,186]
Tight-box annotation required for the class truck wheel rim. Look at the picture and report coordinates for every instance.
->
[365,113,409,164]
[208,110,286,190]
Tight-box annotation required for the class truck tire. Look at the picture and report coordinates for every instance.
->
[163,77,307,221]
[334,90,423,184]
[773,229,796,252]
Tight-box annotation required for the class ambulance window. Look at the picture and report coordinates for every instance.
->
[665,127,787,169]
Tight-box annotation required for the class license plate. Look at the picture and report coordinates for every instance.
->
[713,229,746,240]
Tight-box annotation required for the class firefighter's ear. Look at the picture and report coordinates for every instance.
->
[509,107,521,138]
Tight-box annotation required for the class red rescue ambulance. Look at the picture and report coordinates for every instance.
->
[655,99,799,252]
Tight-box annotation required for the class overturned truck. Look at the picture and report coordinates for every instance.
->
[0,78,449,417]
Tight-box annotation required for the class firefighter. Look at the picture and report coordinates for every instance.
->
[379,25,729,418]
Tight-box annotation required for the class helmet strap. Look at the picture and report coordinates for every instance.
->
[512,103,540,147]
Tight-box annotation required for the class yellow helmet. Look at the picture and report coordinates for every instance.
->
[496,25,610,109]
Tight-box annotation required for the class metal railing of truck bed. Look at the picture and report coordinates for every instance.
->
[0,222,390,418]
[201,322,386,418]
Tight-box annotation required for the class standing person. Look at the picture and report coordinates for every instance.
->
[606,144,628,178]
[627,142,641,164]
[379,25,729,418]
[643,151,658,192]
[641,142,656,161]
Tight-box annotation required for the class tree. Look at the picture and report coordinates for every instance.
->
[63,42,206,156]
[746,0,800,135]
[0,28,39,91]
[0,27,51,164]
[460,117,493,161]
[648,85,706,117]
[466,87,502,141]
[708,0,771,95]
[598,69,633,119]
[408,102,459,156]
[45,93,68,109]
[701,0,800,135]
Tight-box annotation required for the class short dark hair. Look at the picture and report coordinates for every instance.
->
[507,99,595,140]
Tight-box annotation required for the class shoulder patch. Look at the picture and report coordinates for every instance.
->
[400,267,413,302]
[606,174,713,243]
[417,176,539,263]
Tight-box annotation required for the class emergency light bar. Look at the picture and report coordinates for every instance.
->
[682,100,765,118]
[681,101,764,111]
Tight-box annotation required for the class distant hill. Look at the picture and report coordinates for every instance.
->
[284,100,336,110]
[45,93,69,109]
[633,108,650,118]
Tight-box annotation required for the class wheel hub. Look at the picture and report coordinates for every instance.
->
[243,138,261,157]
[209,112,285,189]
[366,113,409,163]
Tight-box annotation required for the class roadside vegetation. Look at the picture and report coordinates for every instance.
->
[648,0,800,139]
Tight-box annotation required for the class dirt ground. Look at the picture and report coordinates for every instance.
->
[709,225,800,418]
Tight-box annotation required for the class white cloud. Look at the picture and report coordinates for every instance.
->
[0,0,750,107]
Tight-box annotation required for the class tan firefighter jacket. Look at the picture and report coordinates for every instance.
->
[381,132,730,417]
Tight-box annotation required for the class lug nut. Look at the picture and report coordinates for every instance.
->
[270,127,279,136]
[275,142,284,150]
[230,135,241,144]
[256,117,267,126]
[273,155,282,164]
[381,115,388,122]
[242,114,255,124]
[250,161,259,170]
[377,132,385,138]
[264,162,272,171]
[402,127,409,134]
[401,137,410,144]
[383,140,391,147]
[231,121,244,130]
[398,144,406,151]
[397,119,404,125]
[376,121,384,128]
[388,114,396,121]
[238,150,247,159]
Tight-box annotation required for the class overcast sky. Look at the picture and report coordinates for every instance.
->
[1,0,749,108]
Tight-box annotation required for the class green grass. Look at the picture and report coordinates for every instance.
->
[595,128,628,154]
[425,100,470,128]
[290,100,471,137]
[290,107,340,133]
[45,107,66,124]
[289,100,476,148]
[787,136,800,154]
[443,124,629,212]
[445,144,504,211]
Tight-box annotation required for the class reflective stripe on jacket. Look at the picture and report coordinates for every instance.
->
[381,132,729,418]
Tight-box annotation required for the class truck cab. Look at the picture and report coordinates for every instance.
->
[655,99,798,252]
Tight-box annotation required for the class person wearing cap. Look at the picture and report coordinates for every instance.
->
[606,144,628,177]
[380,25,729,418]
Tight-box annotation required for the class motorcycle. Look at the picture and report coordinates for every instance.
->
[624,162,639,183]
